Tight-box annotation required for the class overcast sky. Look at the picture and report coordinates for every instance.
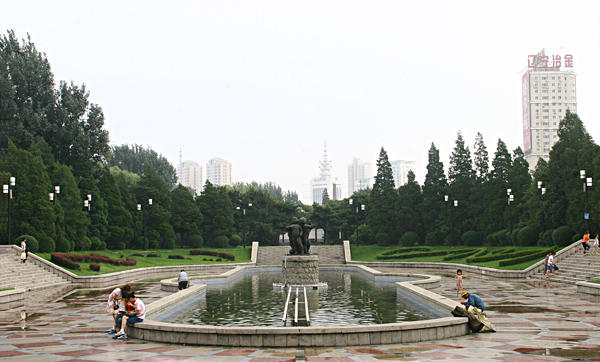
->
[2,1,600,202]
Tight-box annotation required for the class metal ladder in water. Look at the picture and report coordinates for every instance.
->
[282,287,310,326]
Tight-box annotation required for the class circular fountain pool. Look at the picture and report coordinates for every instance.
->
[163,271,447,327]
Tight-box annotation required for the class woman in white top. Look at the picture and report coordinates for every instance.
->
[106,285,131,333]
[20,239,27,259]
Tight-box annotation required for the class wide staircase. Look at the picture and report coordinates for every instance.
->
[0,253,73,299]
[530,250,600,284]
[256,244,345,266]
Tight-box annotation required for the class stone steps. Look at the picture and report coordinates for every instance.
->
[530,251,600,285]
[0,253,72,293]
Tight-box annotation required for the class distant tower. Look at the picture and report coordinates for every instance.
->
[391,160,415,187]
[206,158,232,186]
[177,151,203,195]
[310,142,342,204]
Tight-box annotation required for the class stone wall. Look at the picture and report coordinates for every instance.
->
[282,255,319,284]
[256,245,345,266]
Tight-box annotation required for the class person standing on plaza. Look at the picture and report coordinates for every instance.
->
[178,269,189,291]
[455,269,464,298]
[582,232,590,256]
[546,252,557,277]
[21,238,28,259]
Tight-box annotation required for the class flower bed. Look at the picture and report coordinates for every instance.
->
[190,250,235,261]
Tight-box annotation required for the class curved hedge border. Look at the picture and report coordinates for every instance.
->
[376,250,448,260]
[491,248,515,255]
[442,248,481,261]
[464,248,489,263]
[379,247,431,256]
[498,249,553,267]
[468,249,535,263]
[190,250,235,261]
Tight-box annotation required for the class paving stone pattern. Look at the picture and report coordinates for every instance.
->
[256,245,344,266]
[3,266,600,361]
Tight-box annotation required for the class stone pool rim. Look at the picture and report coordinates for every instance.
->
[128,264,470,347]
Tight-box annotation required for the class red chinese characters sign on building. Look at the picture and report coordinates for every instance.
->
[528,53,573,69]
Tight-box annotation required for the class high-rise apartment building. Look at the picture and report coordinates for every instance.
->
[206,158,232,186]
[178,160,203,195]
[347,158,372,196]
[522,49,577,170]
[391,160,415,188]
[310,143,342,205]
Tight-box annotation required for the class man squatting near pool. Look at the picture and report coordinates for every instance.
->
[461,290,485,312]
[178,269,190,290]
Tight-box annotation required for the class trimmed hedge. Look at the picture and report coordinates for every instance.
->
[376,250,448,260]
[467,249,533,263]
[190,250,235,261]
[491,248,515,255]
[379,247,431,256]
[442,248,480,261]
[498,248,553,266]
[464,248,489,263]
[90,263,100,272]
[168,254,185,259]
[50,253,137,268]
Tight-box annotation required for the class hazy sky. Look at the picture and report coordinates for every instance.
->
[2,1,600,202]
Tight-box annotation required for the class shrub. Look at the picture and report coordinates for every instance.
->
[510,228,521,246]
[131,253,144,257]
[147,253,160,257]
[56,237,71,252]
[468,249,538,263]
[498,229,510,246]
[401,232,419,247]
[90,263,100,272]
[464,248,489,263]
[540,229,554,246]
[357,224,373,244]
[187,234,203,248]
[572,233,583,243]
[380,247,430,256]
[491,248,515,255]
[425,232,442,246]
[15,235,39,253]
[76,237,92,251]
[229,234,242,248]
[518,226,539,246]
[90,237,103,251]
[216,258,222,261]
[161,238,175,250]
[213,235,230,248]
[376,233,392,246]
[485,234,494,246]
[168,254,185,259]
[553,226,575,246]
[462,231,481,246]
[38,236,56,253]
[190,249,235,260]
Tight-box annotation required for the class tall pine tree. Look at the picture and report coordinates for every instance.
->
[368,147,400,243]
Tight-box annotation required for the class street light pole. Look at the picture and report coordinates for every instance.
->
[3,177,15,244]
[349,199,364,246]
[581,170,592,233]
[236,203,252,248]
[507,189,514,234]
[538,181,546,235]
[49,186,60,239]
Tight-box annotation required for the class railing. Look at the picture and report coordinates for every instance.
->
[282,286,310,326]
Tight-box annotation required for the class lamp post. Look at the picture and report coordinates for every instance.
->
[236,203,252,248]
[3,177,15,244]
[137,199,152,250]
[507,189,514,234]
[83,194,92,211]
[49,186,60,240]
[538,181,546,235]
[581,170,592,233]
[349,199,365,246]
[444,195,457,245]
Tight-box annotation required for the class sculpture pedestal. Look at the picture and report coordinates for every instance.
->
[282,255,319,285]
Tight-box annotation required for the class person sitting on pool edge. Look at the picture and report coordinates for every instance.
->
[460,290,485,312]
[114,292,145,340]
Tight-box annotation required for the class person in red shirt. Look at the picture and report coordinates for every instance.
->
[583,232,590,256]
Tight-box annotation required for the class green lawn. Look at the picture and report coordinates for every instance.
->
[0,287,14,292]
[350,245,550,270]
[36,247,252,276]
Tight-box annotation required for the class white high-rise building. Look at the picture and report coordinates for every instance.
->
[310,143,342,205]
[178,160,203,195]
[391,160,415,188]
[522,49,577,170]
[347,158,372,196]
[206,158,232,186]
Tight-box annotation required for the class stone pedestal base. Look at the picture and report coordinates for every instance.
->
[282,255,319,285]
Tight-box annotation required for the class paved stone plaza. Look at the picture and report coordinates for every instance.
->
[2,269,600,361]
